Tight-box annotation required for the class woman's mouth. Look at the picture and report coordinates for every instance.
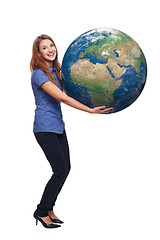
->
[47,52,55,57]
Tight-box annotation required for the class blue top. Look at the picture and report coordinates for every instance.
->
[31,67,65,134]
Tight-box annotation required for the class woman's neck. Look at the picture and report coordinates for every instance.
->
[46,61,53,68]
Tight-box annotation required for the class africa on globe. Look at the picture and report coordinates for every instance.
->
[61,27,147,113]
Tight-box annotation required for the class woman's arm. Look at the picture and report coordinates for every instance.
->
[41,81,113,114]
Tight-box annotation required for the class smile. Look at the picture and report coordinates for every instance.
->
[47,52,55,57]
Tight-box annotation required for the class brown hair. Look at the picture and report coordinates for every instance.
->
[30,34,65,91]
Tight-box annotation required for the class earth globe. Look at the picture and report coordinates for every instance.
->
[61,27,147,113]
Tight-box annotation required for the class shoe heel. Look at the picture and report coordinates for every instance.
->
[36,219,38,225]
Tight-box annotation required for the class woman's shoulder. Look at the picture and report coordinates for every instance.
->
[31,69,46,78]
[31,69,50,87]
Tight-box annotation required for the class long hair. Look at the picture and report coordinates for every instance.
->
[30,34,65,91]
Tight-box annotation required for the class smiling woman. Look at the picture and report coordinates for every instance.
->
[30,34,113,229]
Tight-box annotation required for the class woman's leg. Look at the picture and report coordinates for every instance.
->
[34,131,70,217]
[50,129,71,208]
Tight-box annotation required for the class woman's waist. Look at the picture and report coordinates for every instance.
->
[35,107,62,117]
[35,104,61,112]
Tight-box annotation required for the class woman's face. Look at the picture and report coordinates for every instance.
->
[39,39,57,66]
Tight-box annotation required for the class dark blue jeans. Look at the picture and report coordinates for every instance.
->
[34,130,71,217]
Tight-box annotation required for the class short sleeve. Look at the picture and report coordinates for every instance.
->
[31,69,50,88]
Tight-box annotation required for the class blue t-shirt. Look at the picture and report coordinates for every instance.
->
[31,67,65,134]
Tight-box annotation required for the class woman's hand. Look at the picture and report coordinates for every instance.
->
[90,106,114,114]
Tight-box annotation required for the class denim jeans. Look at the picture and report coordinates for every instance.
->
[34,130,71,217]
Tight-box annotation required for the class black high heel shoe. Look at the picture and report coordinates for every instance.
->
[34,213,61,228]
[49,216,64,224]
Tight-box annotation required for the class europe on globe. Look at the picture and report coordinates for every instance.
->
[61,27,147,113]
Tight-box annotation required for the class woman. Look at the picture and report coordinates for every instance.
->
[30,34,113,229]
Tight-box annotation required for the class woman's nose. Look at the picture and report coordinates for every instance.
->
[47,46,53,52]
[49,47,53,52]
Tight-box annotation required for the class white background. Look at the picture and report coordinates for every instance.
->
[0,0,159,239]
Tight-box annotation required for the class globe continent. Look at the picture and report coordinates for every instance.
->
[61,27,147,113]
